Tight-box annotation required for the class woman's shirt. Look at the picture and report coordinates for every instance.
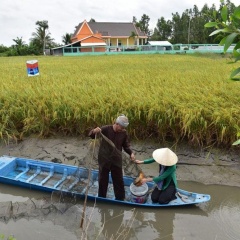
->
[143,158,178,189]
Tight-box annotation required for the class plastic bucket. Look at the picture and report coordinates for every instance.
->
[26,60,39,76]
[130,182,148,204]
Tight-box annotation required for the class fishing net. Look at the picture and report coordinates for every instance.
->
[0,133,143,220]
[0,134,143,237]
[83,133,142,177]
[54,132,142,197]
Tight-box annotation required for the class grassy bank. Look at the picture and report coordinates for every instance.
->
[0,54,239,147]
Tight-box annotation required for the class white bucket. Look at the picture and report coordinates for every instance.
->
[130,182,148,204]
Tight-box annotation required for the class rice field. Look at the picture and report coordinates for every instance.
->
[0,54,239,147]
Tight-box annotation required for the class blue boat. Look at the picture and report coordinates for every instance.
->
[0,156,210,207]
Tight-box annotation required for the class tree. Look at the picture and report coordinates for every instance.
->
[204,3,240,80]
[12,37,26,55]
[171,12,185,43]
[9,37,41,56]
[200,4,219,43]
[138,14,150,35]
[151,17,172,41]
[0,44,8,54]
[204,1,240,145]
[31,20,54,54]
[132,16,137,23]
[154,1,236,45]
[62,33,72,45]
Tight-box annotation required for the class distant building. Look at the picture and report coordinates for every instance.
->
[143,41,173,51]
[51,20,148,55]
[72,20,148,48]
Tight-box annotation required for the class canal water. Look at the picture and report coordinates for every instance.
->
[0,181,239,240]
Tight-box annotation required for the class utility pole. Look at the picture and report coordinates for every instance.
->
[188,16,191,46]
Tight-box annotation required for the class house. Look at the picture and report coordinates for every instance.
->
[50,35,107,55]
[50,20,148,55]
[71,20,148,50]
[143,41,173,51]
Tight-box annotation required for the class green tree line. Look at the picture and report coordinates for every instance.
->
[0,0,238,56]
[0,20,65,57]
[150,0,238,44]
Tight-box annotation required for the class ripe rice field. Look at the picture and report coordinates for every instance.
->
[0,54,239,147]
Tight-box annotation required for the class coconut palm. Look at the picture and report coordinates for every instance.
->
[12,37,26,55]
[31,20,53,54]
[62,33,72,45]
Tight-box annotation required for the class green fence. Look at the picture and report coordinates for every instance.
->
[61,44,236,56]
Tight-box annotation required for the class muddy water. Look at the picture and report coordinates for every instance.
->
[0,182,239,240]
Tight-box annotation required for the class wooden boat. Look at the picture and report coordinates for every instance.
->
[0,156,210,207]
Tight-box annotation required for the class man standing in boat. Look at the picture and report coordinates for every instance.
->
[89,114,135,201]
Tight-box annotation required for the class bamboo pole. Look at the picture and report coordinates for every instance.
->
[80,134,97,229]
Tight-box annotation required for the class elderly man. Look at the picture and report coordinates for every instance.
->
[89,114,135,200]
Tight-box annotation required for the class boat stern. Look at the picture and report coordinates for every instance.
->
[0,156,18,175]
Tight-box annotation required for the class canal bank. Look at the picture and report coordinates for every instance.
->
[0,136,239,187]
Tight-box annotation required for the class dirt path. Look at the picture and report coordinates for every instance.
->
[0,136,239,187]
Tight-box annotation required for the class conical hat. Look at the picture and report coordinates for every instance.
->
[152,148,178,166]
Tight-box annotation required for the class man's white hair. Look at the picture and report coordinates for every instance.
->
[116,114,129,128]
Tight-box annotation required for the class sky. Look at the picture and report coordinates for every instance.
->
[0,0,239,47]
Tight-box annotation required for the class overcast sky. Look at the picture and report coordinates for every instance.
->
[0,0,239,47]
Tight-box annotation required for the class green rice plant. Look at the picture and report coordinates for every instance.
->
[0,54,239,147]
[0,234,16,240]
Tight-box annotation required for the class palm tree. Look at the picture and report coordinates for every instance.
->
[31,20,52,54]
[62,33,72,45]
[12,37,26,55]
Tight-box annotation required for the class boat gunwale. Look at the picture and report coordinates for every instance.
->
[0,156,211,207]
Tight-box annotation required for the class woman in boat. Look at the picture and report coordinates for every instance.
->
[135,148,178,204]
[89,114,135,201]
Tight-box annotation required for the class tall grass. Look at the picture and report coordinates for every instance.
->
[0,54,239,147]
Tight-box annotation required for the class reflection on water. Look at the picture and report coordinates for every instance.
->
[0,183,50,202]
[95,205,208,240]
[0,218,78,240]
[0,182,239,240]
[173,182,240,240]
[217,202,240,240]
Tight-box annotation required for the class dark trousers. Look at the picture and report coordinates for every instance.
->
[98,163,125,200]
[151,180,176,204]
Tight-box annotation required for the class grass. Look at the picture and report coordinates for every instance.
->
[0,234,16,240]
[0,54,239,147]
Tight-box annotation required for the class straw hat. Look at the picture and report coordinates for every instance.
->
[152,148,178,166]
[116,114,129,128]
